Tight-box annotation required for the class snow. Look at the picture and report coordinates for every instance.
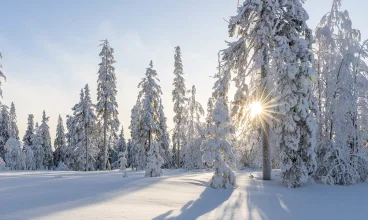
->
[0,169,366,220]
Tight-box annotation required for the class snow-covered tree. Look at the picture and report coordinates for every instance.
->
[53,115,67,166]
[157,100,171,168]
[201,64,236,189]
[112,126,127,169]
[172,46,187,168]
[23,144,35,170]
[4,137,25,170]
[0,105,10,158]
[96,39,120,170]
[119,151,128,177]
[223,0,285,180]
[274,1,317,188]
[206,97,214,129]
[145,142,164,177]
[31,123,44,169]
[69,85,98,171]
[9,102,19,140]
[23,114,34,146]
[129,100,145,170]
[183,85,205,170]
[137,61,163,171]
[313,0,368,185]
[39,111,53,169]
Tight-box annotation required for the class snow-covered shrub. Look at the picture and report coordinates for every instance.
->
[4,137,25,170]
[23,145,36,170]
[0,157,6,170]
[119,152,128,177]
[145,142,163,177]
[316,139,360,185]
[201,97,236,189]
[55,161,69,171]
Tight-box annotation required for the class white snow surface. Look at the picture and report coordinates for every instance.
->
[0,169,366,220]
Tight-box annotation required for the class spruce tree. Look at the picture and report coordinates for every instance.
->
[39,111,53,169]
[96,39,120,170]
[23,114,35,146]
[183,85,204,170]
[71,85,98,171]
[9,102,19,140]
[157,99,171,168]
[201,66,236,189]
[172,46,187,168]
[53,115,67,167]
[137,61,163,173]
[0,105,10,158]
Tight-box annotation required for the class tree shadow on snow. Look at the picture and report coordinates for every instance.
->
[0,169,186,219]
[153,186,233,220]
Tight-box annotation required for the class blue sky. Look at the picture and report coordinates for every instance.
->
[0,0,367,140]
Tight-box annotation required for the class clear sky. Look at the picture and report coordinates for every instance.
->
[0,0,367,141]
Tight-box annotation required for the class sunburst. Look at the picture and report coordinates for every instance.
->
[249,85,281,133]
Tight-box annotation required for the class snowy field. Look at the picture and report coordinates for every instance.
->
[0,169,367,220]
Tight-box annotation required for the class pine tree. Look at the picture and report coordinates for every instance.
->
[53,115,67,166]
[201,66,236,189]
[39,111,53,169]
[223,0,284,180]
[96,39,120,170]
[9,102,19,140]
[137,61,163,172]
[112,126,127,169]
[274,1,317,187]
[31,123,44,169]
[157,100,171,168]
[172,46,187,168]
[129,100,144,170]
[23,114,34,146]
[0,105,10,158]
[183,85,204,170]
[70,85,98,171]
[206,97,214,129]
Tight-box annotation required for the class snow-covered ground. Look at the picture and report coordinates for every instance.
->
[0,169,367,220]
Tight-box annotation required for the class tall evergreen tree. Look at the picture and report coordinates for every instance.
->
[137,61,163,173]
[54,115,66,150]
[157,99,171,168]
[96,39,120,170]
[9,102,19,140]
[71,85,98,171]
[201,65,236,189]
[183,85,204,170]
[31,122,44,169]
[274,1,317,188]
[172,46,187,168]
[23,114,35,146]
[39,111,53,169]
[53,115,67,167]
[223,0,283,180]
[0,105,10,158]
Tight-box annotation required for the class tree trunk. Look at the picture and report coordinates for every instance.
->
[85,124,88,172]
[261,45,271,180]
[102,105,107,171]
[262,124,271,180]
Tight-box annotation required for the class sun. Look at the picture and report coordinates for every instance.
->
[250,101,263,118]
